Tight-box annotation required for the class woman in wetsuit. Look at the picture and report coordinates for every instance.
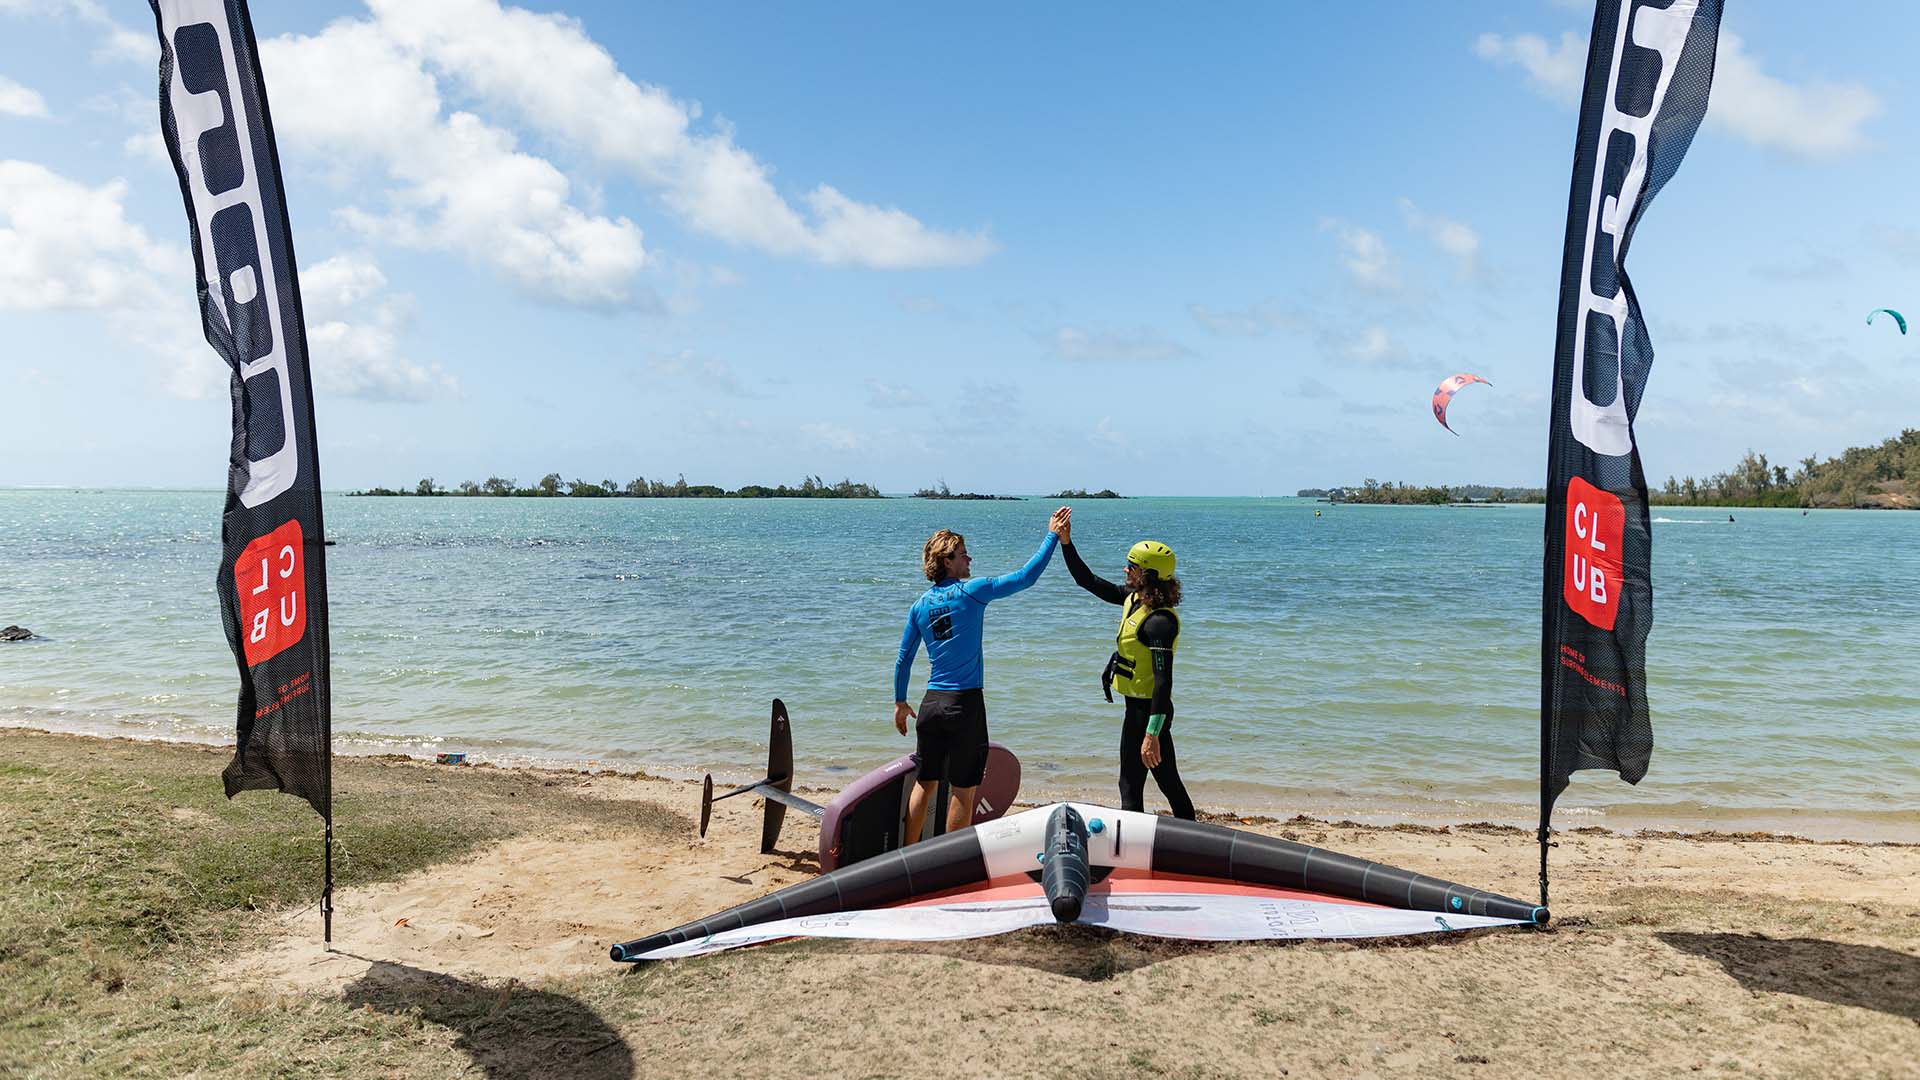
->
[1055,510,1194,819]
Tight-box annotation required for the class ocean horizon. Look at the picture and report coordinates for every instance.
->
[2,488,1915,841]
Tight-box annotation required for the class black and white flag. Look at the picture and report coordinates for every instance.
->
[153,0,332,818]
[1541,0,1724,821]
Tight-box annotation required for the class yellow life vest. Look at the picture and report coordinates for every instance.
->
[1111,595,1178,699]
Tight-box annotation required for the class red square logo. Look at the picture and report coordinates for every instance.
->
[236,519,306,666]
[1563,477,1624,631]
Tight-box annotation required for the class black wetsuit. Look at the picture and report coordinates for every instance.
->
[1061,542,1195,819]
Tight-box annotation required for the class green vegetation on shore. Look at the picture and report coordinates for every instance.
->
[1656,431,1920,509]
[1300,430,1920,510]
[0,731,681,1077]
[1047,488,1123,499]
[352,474,883,499]
[1302,482,1545,505]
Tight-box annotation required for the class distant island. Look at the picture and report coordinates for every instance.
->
[1047,488,1123,499]
[1301,483,1543,505]
[350,474,884,499]
[911,481,1022,501]
[1298,429,1920,510]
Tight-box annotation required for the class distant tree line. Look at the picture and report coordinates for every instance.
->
[910,480,1022,501]
[1309,481,1545,505]
[1656,429,1920,509]
[1295,429,1920,510]
[350,474,884,499]
[1048,488,1123,499]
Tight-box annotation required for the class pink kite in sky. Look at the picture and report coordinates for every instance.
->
[1432,373,1491,435]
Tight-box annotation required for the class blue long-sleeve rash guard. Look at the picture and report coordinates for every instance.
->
[894,531,1059,702]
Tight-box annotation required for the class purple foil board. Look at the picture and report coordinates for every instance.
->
[817,744,1020,872]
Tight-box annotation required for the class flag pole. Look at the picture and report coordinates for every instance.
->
[323,815,333,945]
[1538,733,1549,910]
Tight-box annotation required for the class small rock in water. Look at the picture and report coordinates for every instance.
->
[0,625,32,642]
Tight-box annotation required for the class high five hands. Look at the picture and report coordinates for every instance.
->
[1050,506,1072,544]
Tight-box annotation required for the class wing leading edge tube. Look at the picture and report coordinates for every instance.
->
[611,803,1546,962]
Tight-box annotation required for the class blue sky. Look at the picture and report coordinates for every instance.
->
[1,1,1914,494]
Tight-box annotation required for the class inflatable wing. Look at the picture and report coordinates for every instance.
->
[1868,309,1907,335]
[1431,373,1491,435]
[611,803,1545,962]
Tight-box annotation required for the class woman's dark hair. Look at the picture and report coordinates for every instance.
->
[1136,575,1181,609]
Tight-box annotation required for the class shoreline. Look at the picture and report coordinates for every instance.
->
[8,720,1911,847]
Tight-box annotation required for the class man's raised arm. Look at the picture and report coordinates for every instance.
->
[972,510,1067,602]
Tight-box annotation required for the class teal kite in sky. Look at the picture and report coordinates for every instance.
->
[1867,308,1907,334]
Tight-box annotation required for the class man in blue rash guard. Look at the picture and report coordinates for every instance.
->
[893,507,1069,841]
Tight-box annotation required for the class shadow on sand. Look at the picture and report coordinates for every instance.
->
[344,960,634,1079]
[880,924,1212,981]
[1657,932,1920,1024]
[810,921,1506,983]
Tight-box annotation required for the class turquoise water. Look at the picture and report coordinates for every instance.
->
[2,490,1915,839]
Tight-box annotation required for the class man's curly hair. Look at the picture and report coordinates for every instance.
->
[922,529,965,581]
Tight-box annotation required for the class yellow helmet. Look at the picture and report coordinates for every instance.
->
[1127,540,1176,580]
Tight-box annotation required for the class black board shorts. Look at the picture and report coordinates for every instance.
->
[915,688,988,787]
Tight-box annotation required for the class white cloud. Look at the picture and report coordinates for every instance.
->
[801,185,996,268]
[865,379,923,408]
[300,254,457,402]
[647,350,756,397]
[0,160,177,310]
[359,0,994,269]
[1709,33,1877,158]
[1396,197,1479,270]
[261,22,646,307]
[0,75,47,117]
[0,160,448,402]
[1319,218,1399,291]
[0,159,210,397]
[1474,31,1586,106]
[801,421,865,452]
[1051,325,1194,364]
[123,129,169,167]
[1475,28,1878,158]
[0,0,150,64]
[1345,325,1405,365]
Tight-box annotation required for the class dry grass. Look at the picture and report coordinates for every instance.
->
[0,730,681,1078]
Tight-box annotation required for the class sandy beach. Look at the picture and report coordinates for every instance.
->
[4,728,1915,1079]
